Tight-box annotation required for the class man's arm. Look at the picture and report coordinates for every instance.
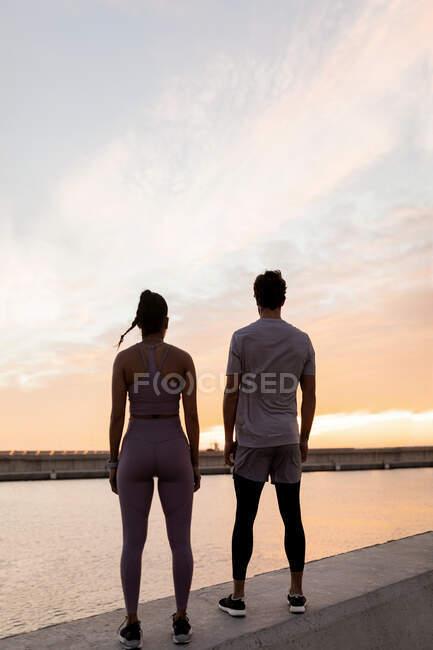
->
[299,374,316,462]
[223,374,240,466]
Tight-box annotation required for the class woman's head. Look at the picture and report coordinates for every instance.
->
[115,290,168,349]
[253,269,286,310]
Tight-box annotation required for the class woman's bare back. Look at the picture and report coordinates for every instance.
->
[122,341,191,388]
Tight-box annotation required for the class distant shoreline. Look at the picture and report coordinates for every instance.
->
[1,446,432,481]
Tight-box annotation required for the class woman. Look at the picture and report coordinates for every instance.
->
[108,290,200,647]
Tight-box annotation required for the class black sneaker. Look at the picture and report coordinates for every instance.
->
[117,615,142,648]
[218,594,246,617]
[287,593,306,614]
[172,613,192,644]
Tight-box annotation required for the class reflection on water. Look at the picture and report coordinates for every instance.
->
[1,468,432,638]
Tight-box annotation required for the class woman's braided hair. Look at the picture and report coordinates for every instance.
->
[115,290,168,350]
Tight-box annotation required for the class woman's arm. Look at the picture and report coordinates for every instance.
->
[181,352,200,490]
[109,353,127,492]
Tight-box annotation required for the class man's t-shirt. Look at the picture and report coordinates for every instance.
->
[226,318,315,448]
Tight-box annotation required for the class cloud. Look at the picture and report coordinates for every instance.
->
[1,0,432,398]
[200,410,433,450]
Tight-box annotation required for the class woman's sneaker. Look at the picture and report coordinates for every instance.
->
[117,616,142,648]
[172,613,192,644]
[287,593,307,614]
[218,594,246,617]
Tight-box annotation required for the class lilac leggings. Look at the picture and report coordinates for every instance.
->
[117,416,194,613]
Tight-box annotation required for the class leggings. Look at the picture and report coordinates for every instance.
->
[116,416,194,613]
[232,472,305,580]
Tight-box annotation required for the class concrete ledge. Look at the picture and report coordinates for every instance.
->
[1,461,432,481]
[0,471,52,481]
[2,446,433,478]
[0,470,109,481]
[2,531,432,649]
[200,467,231,475]
[389,460,433,468]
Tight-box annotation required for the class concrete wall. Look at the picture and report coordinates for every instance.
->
[2,531,432,649]
[0,446,432,480]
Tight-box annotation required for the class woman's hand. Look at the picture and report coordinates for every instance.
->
[192,464,201,492]
[109,468,118,494]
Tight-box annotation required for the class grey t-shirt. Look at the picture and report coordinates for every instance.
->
[226,318,315,448]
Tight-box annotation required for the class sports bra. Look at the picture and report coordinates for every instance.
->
[127,342,181,416]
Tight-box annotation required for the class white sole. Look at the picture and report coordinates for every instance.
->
[172,631,192,644]
[289,604,306,614]
[218,604,246,617]
[119,633,142,648]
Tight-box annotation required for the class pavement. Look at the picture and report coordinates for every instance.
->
[2,530,432,649]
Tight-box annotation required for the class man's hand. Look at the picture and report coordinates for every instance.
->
[109,468,118,494]
[300,438,308,463]
[192,464,201,492]
[224,441,237,466]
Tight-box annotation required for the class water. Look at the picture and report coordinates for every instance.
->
[1,468,432,638]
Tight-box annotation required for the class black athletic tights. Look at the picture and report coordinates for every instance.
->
[232,472,305,580]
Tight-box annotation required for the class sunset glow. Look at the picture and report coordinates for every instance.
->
[1,0,432,450]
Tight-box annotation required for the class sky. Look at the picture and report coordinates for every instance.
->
[1,0,432,451]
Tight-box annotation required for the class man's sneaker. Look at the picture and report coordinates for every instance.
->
[117,616,142,648]
[287,593,307,614]
[218,594,246,617]
[172,613,192,644]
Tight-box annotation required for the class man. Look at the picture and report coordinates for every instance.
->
[218,269,316,617]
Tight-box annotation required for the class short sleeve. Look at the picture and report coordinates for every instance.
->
[302,336,315,375]
[226,332,242,375]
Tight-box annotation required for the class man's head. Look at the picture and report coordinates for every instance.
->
[253,269,286,312]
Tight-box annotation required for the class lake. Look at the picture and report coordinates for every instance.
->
[1,468,432,638]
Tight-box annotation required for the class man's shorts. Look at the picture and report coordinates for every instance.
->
[233,443,302,484]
